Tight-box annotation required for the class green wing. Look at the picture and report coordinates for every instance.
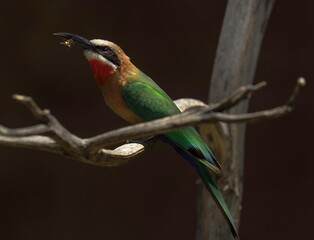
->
[121,79,220,173]
[122,79,181,120]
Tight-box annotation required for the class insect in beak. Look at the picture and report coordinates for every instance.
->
[60,38,74,48]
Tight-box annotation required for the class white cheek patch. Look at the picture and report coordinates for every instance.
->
[83,50,117,71]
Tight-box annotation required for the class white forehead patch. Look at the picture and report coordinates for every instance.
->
[90,39,113,47]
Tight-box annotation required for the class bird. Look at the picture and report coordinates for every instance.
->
[53,32,239,238]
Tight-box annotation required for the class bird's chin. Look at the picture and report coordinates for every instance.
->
[86,56,117,85]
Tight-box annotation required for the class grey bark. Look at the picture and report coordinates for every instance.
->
[197,1,276,239]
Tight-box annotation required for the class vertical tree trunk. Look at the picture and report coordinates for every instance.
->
[197,1,276,239]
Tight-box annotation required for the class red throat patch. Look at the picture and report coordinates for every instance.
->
[88,59,115,84]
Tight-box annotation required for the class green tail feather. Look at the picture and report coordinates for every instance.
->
[195,161,239,239]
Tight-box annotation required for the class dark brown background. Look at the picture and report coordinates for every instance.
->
[0,1,312,240]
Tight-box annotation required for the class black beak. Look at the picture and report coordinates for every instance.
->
[53,32,97,51]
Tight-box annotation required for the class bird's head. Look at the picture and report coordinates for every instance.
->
[54,32,132,84]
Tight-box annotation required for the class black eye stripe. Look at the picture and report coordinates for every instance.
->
[95,46,121,67]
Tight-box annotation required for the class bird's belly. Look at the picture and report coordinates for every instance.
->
[99,84,141,124]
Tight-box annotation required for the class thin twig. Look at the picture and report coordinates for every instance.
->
[208,81,267,112]
[0,124,49,136]
[287,77,306,106]
[0,135,60,153]
[12,94,49,122]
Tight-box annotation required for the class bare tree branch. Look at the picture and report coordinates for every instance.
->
[0,79,304,168]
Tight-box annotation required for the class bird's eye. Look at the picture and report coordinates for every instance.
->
[97,46,111,53]
[95,46,121,67]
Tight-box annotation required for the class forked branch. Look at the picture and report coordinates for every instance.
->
[0,78,305,166]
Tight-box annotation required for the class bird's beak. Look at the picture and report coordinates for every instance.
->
[53,32,97,51]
